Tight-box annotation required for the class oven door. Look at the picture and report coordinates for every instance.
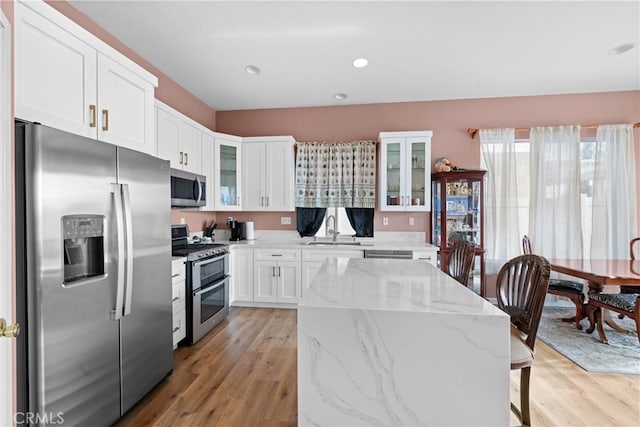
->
[192,276,229,343]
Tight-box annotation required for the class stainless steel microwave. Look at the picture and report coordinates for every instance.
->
[170,169,206,207]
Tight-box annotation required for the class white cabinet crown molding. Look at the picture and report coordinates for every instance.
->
[19,0,157,87]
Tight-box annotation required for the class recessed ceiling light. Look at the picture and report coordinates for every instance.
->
[608,42,636,55]
[334,93,348,100]
[244,65,261,75]
[352,58,368,68]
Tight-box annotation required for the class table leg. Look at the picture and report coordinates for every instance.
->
[586,281,609,344]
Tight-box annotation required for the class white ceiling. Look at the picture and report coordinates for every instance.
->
[69,1,640,112]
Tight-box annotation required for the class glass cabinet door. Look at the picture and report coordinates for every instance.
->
[215,140,242,210]
[431,180,442,247]
[407,139,427,210]
[382,139,403,210]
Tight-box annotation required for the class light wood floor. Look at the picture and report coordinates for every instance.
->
[116,307,640,427]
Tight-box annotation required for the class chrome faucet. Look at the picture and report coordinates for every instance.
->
[326,214,340,242]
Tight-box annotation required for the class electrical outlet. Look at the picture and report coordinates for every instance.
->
[409,217,414,226]
[383,217,389,226]
[281,216,291,225]
[180,217,186,225]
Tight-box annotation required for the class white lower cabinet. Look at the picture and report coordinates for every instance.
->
[171,258,186,348]
[253,249,302,304]
[230,248,254,302]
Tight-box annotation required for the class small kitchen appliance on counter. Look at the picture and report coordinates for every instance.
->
[228,218,245,241]
[243,221,255,240]
[171,224,230,344]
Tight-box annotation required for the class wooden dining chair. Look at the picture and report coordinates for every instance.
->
[522,235,585,329]
[496,254,550,427]
[602,237,640,331]
[445,239,476,286]
[621,237,640,295]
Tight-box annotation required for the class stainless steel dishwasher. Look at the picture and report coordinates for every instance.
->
[363,249,413,259]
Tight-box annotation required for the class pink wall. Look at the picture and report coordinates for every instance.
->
[215,91,640,238]
[45,1,216,130]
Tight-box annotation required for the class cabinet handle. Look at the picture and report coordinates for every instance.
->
[272,266,276,277]
[172,296,180,302]
[271,254,283,257]
[179,152,184,165]
[266,196,269,207]
[102,109,109,131]
[261,196,264,206]
[172,326,180,333]
[89,105,97,128]
[184,152,189,166]
[278,266,281,277]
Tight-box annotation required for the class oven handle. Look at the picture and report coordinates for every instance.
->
[193,275,229,297]
[192,252,228,268]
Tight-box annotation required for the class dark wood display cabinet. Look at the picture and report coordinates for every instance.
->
[431,170,487,296]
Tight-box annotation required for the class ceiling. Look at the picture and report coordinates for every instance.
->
[69,1,640,112]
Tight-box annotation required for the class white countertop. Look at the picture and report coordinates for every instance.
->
[222,239,439,252]
[300,257,503,316]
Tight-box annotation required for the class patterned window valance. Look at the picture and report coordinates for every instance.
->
[295,141,376,208]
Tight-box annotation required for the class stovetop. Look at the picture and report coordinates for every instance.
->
[172,243,228,261]
[171,224,228,261]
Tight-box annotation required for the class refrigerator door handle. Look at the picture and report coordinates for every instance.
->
[122,183,134,316]
[111,183,126,320]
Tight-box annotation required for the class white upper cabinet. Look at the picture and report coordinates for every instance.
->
[14,1,157,155]
[214,136,242,211]
[379,131,432,211]
[242,136,295,211]
[155,101,203,174]
[200,132,215,211]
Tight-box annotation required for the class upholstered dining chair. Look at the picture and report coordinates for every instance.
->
[496,254,550,427]
[522,235,585,330]
[445,239,476,286]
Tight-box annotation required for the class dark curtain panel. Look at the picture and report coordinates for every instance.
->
[296,207,327,237]
[345,208,374,237]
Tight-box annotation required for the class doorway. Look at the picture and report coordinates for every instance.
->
[0,9,14,426]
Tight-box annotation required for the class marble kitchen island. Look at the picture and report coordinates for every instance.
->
[297,257,510,426]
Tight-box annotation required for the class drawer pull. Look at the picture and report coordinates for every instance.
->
[172,326,180,333]
[171,273,180,278]
[271,254,283,257]
[172,296,180,302]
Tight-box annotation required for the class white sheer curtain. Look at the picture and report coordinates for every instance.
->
[529,126,583,258]
[480,128,521,269]
[589,124,637,258]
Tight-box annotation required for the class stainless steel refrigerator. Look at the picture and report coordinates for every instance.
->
[15,122,173,426]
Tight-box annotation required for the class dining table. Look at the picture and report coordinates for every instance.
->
[549,258,640,343]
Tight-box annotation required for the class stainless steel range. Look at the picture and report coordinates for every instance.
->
[171,225,230,344]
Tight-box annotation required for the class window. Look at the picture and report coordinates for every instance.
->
[315,207,356,238]
[482,137,610,259]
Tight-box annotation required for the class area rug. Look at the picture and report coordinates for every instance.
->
[537,306,640,375]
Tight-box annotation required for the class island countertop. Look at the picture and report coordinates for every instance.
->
[300,257,503,316]
[297,257,510,426]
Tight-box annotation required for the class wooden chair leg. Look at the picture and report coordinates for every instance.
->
[520,367,531,426]
[586,305,597,334]
[594,307,609,345]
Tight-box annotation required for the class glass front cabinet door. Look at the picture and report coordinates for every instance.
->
[431,170,487,295]
[214,137,242,210]
[379,131,432,211]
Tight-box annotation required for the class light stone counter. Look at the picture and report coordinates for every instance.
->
[297,257,510,426]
